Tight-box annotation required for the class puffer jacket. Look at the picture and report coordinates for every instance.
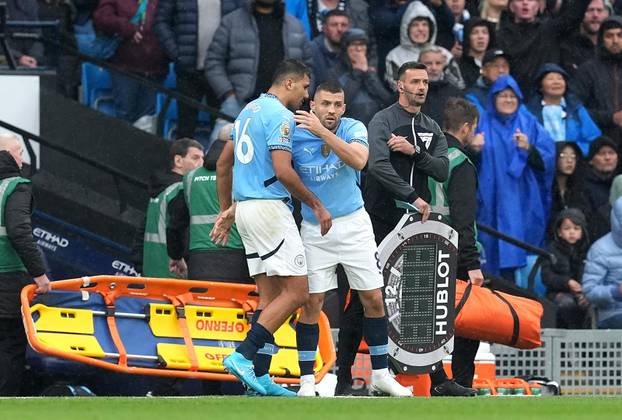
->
[153,0,244,70]
[205,0,312,101]
[583,197,622,323]
[384,1,463,89]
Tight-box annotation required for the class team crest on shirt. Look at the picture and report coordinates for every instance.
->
[321,144,331,157]
[280,121,291,136]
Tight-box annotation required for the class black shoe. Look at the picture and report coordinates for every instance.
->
[335,378,369,396]
[430,380,477,397]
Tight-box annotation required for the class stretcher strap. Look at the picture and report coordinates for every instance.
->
[106,306,128,367]
[169,294,199,372]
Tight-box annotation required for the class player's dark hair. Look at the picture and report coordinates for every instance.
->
[169,138,203,169]
[272,59,311,85]
[396,61,427,81]
[442,97,479,133]
[314,80,344,97]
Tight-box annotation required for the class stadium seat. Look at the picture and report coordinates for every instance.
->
[81,63,116,117]
[515,254,546,297]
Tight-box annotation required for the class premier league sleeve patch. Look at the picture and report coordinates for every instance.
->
[268,117,294,152]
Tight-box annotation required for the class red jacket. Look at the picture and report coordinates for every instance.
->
[93,0,168,75]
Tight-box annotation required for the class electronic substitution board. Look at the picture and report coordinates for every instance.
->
[377,212,458,374]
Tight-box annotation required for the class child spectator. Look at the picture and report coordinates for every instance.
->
[542,208,591,329]
[583,196,622,328]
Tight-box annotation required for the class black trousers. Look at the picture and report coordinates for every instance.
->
[336,213,479,387]
[175,68,220,139]
[0,317,27,396]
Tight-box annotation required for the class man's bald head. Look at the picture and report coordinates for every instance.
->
[0,133,24,169]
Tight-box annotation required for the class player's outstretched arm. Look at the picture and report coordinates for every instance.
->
[272,150,332,235]
[294,110,368,170]
[216,140,234,211]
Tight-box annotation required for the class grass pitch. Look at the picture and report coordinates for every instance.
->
[1,397,620,420]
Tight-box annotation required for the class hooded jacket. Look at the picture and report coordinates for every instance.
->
[420,77,463,126]
[0,151,46,317]
[583,196,622,323]
[572,15,622,143]
[458,18,496,89]
[542,208,589,294]
[384,1,463,89]
[496,0,589,96]
[476,75,555,274]
[527,63,601,156]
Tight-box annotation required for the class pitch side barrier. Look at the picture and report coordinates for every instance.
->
[21,276,336,383]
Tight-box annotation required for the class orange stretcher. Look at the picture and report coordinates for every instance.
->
[21,275,335,384]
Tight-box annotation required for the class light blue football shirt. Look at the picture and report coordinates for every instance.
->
[232,93,295,202]
[292,117,368,224]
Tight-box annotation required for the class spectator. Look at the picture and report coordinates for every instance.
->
[464,48,509,112]
[38,0,81,98]
[548,142,589,239]
[573,16,622,146]
[154,0,244,139]
[369,0,413,81]
[4,0,45,68]
[476,75,555,277]
[457,17,493,88]
[419,45,463,125]
[479,0,508,26]
[329,28,394,125]
[583,136,619,242]
[560,0,611,76]
[583,196,622,329]
[305,0,371,39]
[610,173,622,205]
[496,0,590,97]
[285,0,313,39]
[445,0,470,60]
[542,208,591,329]
[527,63,601,155]
[94,0,169,123]
[311,9,350,85]
[0,134,51,396]
[206,0,312,141]
[385,1,463,89]
[74,0,99,25]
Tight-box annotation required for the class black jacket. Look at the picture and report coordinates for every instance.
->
[364,102,448,226]
[572,16,622,143]
[153,0,244,69]
[421,79,463,126]
[582,166,616,243]
[559,30,596,76]
[496,0,589,96]
[542,208,588,294]
[0,151,45,317]
[444,134,480,279]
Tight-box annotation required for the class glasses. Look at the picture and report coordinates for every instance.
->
[559,153,577,161]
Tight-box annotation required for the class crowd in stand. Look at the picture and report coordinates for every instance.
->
[4,0,622,329]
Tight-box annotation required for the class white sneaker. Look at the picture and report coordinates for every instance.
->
[297,375,317,397]
[370,370,412,397]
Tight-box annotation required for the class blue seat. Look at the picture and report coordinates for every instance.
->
[81,63,116,117]
[515,254,547,297]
